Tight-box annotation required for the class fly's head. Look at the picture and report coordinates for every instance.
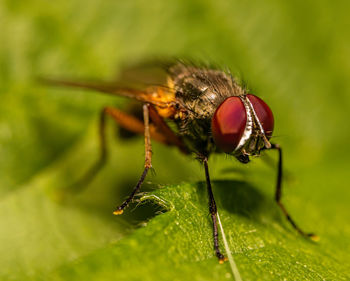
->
[211,94,274,163]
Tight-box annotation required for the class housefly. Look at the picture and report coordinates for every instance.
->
[44,61,317,263]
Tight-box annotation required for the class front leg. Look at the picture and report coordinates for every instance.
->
[203,157,226,263]
[271,143,318,241]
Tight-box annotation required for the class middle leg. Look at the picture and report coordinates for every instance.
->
[113,103,153,215]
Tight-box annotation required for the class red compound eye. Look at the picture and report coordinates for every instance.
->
[247,94,274,138]
[211,97,247,153]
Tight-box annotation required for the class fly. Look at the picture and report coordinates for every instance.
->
[44,61,318,263]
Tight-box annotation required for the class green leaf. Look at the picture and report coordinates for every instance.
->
[55,179,349,281]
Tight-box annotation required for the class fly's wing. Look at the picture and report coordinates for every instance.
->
[41,62,176,108]
[115,60,170,87]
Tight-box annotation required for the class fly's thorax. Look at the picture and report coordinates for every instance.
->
[172,88,228,155]
[169,64,246,121]
[173,86,229,121]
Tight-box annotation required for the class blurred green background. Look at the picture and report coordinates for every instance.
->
[1,0,350,280]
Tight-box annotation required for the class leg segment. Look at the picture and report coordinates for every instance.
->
[271,143,318,240]
[66,107,110,192]
[113,104,153,215]
[203,157,226,263]
[71,106,170,191]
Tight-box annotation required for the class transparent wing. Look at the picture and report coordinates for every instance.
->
[41,63,176,108]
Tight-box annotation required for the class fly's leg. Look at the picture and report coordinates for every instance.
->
[113,104,152,215]
[70,103,187,212]
[66,107,111,192]
[271,143,319,241]
[68,107,137,191]
[203,157,227,263]
[69,106,169,192]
